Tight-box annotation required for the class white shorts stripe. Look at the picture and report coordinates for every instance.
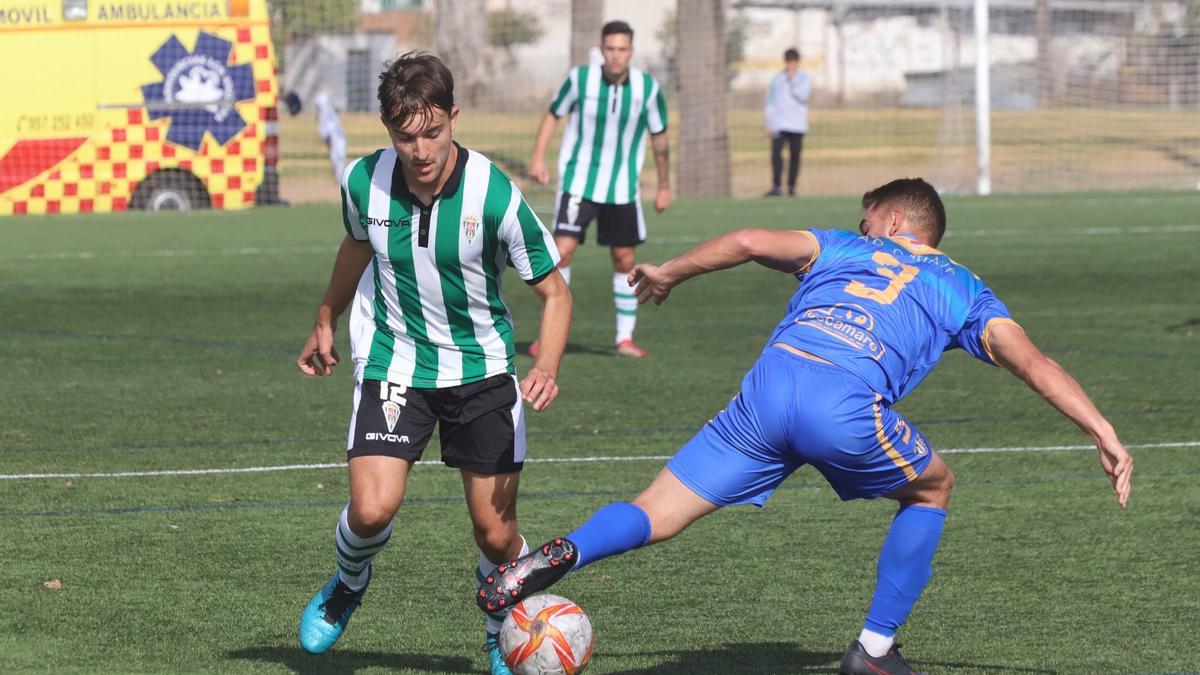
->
[510,375,527,463]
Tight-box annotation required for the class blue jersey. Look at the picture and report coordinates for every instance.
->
[768,228,1017,403]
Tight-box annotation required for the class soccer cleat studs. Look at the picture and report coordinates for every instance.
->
[476,537,579,613]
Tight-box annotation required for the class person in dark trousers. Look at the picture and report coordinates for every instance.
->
[764,48,811,197]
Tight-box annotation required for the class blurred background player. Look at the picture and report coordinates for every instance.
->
[528,20,671,359]
[295,52,571,675]
[479,178,1133,675]
[763,48,810,197]
[314,91,347,184]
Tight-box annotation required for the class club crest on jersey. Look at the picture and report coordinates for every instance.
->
[462,214,479,242]
[914,437,929,457]
[381,400,402,433]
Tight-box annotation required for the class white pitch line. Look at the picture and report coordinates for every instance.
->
[943,223,1200,238]
[2,441,1195,481]
[5,224,1198,262]
[652,223,1200,245]
[939,440,1200,454]
[2,244,336,262]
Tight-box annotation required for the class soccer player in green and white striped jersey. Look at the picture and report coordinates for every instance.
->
[529,20,671,359]
[295,52,572,675]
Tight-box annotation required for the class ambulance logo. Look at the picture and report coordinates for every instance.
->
[141,32,256,150]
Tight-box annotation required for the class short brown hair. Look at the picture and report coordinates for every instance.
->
[602,20,633,40]
[861,178,946,245]
[377,51,454,130]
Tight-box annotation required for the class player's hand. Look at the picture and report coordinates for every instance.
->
[764,127,774,139]
[529,159,549,186]
[519,367,559,412]
[297,322,339,376]
[654,186,671,214]
[1097,438,1133,508]
[628,263,673,305]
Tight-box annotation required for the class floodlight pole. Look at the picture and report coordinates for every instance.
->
[974,0,992,195]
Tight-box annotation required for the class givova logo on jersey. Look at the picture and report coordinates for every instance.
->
[365,384,409,444]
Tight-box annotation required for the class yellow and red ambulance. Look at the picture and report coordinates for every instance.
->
[0,0,280,215]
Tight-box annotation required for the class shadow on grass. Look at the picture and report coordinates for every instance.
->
[913,659,1057,674]
[612,642,1060,674]
[515,340,617,357]
[227,646,475,674]
[614,641,842,674]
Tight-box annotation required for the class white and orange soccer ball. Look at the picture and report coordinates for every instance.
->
[499,594,595,675]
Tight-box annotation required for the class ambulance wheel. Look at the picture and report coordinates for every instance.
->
[132,171,211,211]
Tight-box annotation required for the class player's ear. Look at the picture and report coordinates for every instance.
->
[889,208,904,236]
[449,106,460,132]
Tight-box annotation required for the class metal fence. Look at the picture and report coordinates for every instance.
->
[277,1,1200,207]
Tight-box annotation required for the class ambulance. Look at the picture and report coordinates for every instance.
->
[0,0,281,215]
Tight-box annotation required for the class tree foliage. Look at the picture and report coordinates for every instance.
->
[271,0,360,40]
[488,7,544,49]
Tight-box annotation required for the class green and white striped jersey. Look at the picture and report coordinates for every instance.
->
[550,65,667,205]
[340,143,559,388]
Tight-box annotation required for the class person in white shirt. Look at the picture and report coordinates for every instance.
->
[763,48,811,197]
[314,91,347,183]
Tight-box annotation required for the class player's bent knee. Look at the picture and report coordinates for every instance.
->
[473,523,519,559]
[348,503,397,536]
[886,452,955,509]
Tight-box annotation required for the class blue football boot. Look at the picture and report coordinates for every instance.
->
[484,631,513,675]
[298,567,370,654]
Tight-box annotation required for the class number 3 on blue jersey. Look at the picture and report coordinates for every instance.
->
[844,250,919,305]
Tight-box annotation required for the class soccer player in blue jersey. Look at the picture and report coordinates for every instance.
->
[477,178,1133,674]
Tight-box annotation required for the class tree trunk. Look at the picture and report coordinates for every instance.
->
[676,0,730,198]
[1035,0,1053,106]
[571,0,604,66]
[434,0,487,105]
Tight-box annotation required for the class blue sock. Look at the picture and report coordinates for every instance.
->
[567,502,652,569]
[864,504,946,636]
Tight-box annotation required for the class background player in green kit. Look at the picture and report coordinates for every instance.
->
[295,52,571,675]
[528,20,670,359]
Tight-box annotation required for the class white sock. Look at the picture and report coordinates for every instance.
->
[613,271,637,343]
[479,535,529,634]
[336,504,392,590]
[858,628,894,658]
[559,265,571,285]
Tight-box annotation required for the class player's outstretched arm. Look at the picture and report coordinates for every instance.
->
[521,269,572,412]
[987,321,1133,507]
[297,236,373,377]
[529,111,559,185]
[628,228,817,305]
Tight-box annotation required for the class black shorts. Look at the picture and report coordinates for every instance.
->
[346,373,525,474]
[553,191,646,246]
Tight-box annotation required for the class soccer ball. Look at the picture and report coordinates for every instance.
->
[499,594,594,675]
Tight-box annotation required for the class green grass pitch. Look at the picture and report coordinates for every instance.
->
[1,191,1198,673]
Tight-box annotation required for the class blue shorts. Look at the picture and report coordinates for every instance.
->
[667,347,933,505]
